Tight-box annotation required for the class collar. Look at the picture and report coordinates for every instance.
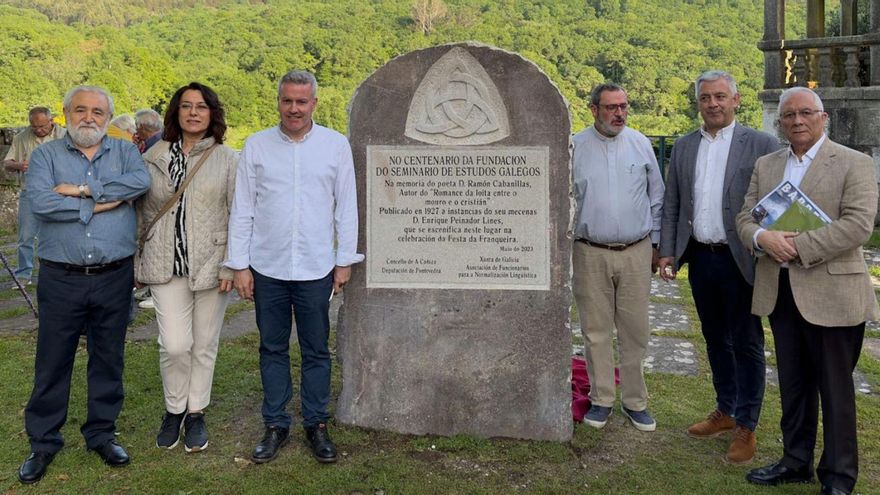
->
[788,134,826,163]
[276,122,315,143]
[700,120,736,141]
[589,125,624,142]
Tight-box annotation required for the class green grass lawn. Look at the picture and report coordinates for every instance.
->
[0,233,878,493]
[0,295,877,494]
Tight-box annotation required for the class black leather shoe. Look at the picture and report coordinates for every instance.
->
[90,440,130,467]
[18,451,54,484]
[746,460,813,485]
[251,426,289,464]
[305,423,337,463]
[820,486,850,495]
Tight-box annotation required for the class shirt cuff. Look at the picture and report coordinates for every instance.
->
[752,228,766,252]
[336,252,365,267]
[222,257,250,271]
[78,198,95,224]
[86,175,104,202]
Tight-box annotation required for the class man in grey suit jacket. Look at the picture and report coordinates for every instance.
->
[737,87,878,495]
[658,70,779,465]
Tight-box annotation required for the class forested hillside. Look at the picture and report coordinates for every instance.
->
[0,0,807,146]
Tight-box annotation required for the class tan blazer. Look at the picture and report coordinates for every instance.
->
[736,138,880,327]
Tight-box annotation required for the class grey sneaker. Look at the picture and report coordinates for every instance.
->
[583,405,612,428]
[183,412,209,453]
[622,406,656,432]
[156,411,185,449]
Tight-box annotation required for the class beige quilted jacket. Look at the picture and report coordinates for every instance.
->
[135,137,238,291]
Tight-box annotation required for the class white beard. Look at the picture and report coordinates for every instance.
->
[68,121,108,148]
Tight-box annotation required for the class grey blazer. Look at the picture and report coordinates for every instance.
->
[659,123,780,285]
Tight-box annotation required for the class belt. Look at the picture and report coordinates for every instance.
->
[577,236,646,251]
[40,256,132,275]
[691,240,729,253]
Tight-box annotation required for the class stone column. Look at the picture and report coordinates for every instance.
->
[841,0,857,35]
[763,0,786,89]
[807,0,826,37]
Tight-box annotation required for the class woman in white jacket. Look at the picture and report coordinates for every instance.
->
[136,82,237,453]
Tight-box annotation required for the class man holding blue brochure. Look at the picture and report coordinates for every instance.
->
[737,87,879,495]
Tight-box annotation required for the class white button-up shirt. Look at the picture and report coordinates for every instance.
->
[225,124,364,281]
[571,126,664,244]
[692,120,736,244]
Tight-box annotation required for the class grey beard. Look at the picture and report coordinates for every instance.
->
[68,124,107,148]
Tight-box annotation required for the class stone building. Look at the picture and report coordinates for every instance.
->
[759,1,880,172]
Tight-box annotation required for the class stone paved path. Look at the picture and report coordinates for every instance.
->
[570,248,880,396]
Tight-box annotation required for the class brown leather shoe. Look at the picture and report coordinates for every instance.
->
[687,409,735,438]
[725,425,756,465]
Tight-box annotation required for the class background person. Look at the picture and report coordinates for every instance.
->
[3,107,65,285]
[135,109,164,153]
[136,82,237,453]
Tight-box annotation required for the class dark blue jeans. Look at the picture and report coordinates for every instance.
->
[252,268,333,429]
[26,258,132,453]
[687,243,765,431]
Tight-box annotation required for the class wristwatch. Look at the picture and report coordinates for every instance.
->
[78,184,86,199]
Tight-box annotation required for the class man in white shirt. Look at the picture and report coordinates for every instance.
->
[571,83,664,432]
[225,70,364,465]
[659,70,779,465]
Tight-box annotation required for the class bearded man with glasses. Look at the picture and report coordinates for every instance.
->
[571,83,665,432]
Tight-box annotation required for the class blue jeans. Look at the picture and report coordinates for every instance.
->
[687,242,765,431]
[252,268,333,429]
[16,191,41,281]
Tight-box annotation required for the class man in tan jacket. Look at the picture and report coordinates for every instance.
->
[736,87,879,495]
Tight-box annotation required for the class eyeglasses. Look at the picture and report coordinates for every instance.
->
[600,103,628,112]
[780,108,823,121]
[180,103,210,112]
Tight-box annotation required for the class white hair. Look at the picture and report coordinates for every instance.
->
[778,87,824,112]
[134,109,163,132]
[62,85,114,114]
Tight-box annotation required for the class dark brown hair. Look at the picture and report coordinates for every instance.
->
[163,82,227,144]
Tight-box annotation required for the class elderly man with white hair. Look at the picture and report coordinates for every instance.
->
[737,87,879,495]
[17,85,150,484]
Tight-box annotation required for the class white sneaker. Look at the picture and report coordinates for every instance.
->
[138,297,155,309]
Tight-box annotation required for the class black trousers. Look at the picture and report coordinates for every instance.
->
[25,258,133,453]
[770,269,864,493]
[686,241,766,431]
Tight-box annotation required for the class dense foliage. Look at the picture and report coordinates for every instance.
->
[0,0,807,146]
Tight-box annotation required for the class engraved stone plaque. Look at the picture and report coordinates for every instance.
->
[340,43,572,442]
[405,47,510,145]
[366,146,549,289]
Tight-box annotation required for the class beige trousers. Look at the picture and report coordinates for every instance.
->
[572,237,652,411]
[152,276,230,414]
